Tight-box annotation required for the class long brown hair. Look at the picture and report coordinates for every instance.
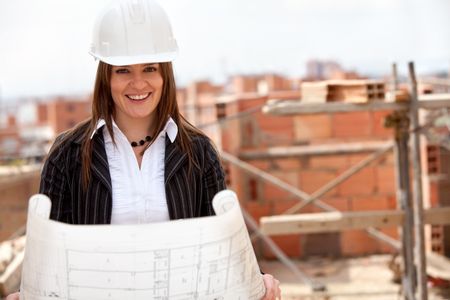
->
[52,61,205,189]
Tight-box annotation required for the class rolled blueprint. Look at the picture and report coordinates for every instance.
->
[20,190,265,300]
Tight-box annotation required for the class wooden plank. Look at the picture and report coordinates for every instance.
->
[427,251,450,280]
[260,207,450,235]
[239,141,391,159]
[263,94,450,115]
[420,77,450,87]
[263,100,407,115]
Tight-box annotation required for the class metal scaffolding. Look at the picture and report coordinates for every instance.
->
[217,62,450,299]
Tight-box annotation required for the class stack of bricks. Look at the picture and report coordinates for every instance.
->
[424,144,450,256]
[301,80,385,104]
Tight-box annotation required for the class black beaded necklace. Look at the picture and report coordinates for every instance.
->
[130,135,152,147]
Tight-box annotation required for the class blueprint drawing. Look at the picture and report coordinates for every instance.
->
[20,190,265,300]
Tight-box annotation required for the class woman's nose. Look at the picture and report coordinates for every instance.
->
[129,75,148,89]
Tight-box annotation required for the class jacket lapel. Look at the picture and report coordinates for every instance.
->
[164,136,188,184]
[91,131,112,193]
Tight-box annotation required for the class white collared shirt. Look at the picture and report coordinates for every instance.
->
[92,117,178,224]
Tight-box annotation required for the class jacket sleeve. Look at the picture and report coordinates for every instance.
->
[39,140,71,222]
[201,140,226,216]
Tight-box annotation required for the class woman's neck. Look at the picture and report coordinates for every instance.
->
[113,115,155,143]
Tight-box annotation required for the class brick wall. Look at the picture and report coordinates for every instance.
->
[0,171,40,241]
[423,144,450,256]
[47,98,91,134]
[222,105,399,258]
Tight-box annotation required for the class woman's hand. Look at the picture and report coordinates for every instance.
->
[261,273,281,299]
[5,292,20,300]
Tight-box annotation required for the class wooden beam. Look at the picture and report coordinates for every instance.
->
[263,94,450,116]
[420,77,450,87]
[260,207,450,235]
[239,141,391,159]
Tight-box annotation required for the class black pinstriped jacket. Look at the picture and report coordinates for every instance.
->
[39,123,226,224]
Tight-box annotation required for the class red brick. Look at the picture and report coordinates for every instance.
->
[0,174,40,241]
[299,170,338,196]
[272,200,317,214]
[347,153,372,165]
[332,111,372,138]
[249,160,271,171]
[350,195,391,211]
[387,195,397,210]
[428,182,440,207]
[262,171,299,202]
[309,155,349,170]
[338,167,376,196]
[270,158,302,170]
[262,235,302,259]
[242,202,272,224]
[256,114,294,132]
[341,230,380,256]
[379,152,396,166]
[256,115,295,143]
[372,110,394,138]
[263,185,291,203]
[379,228,399,253]
[376,165,396,195]
[293,114,332,141]
[322,196,351,211]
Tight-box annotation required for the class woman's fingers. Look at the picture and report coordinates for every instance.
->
[262,273,281,300]
[5,292,20,300]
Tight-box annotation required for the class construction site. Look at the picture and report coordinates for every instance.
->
[0,60,449,299]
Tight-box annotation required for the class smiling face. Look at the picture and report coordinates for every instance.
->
[110,63,163,128]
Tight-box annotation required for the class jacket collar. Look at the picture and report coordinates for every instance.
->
[89,117,178,143]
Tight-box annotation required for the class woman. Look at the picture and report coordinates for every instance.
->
[7,0,281,298]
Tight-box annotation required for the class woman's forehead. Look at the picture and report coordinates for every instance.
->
[112,63,159,68]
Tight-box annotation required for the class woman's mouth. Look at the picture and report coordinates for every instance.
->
[126,92,151,101]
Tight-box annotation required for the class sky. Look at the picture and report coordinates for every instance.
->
[0,0,449,103]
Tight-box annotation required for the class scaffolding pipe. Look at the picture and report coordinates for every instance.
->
[409,62,428,300]
[389,110,417,300]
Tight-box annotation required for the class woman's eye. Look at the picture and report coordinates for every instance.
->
[144,66,157,72]
[115,68,129,74]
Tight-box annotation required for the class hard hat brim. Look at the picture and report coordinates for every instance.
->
[89,51,178,66]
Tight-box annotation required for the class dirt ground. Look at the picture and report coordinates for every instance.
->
[259,254,450,300]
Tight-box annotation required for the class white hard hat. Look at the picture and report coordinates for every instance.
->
[89,0,178,66]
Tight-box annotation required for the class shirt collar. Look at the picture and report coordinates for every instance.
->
[90,117,178,143]
[163,117,178,143]
[90,119,106,139]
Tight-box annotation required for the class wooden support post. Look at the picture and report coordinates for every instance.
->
[409,62,428,300]
[393,110,416,300]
